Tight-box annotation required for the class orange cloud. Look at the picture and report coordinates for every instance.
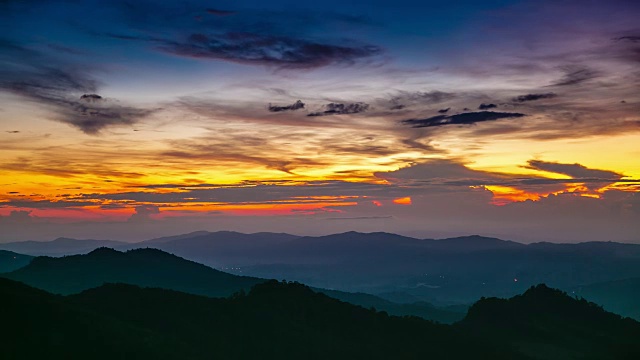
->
[393,197,412,205]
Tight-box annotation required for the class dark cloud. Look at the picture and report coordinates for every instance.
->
[128,204,160,222]
[308,102,369,116]
[551,66,599,86]
[615,36,640,43]
[80,93,103,101]
[525,160,623,180]
[143,32,382,69]
[205,8,235,16]
[5,131,20,134]
[401,111,526,128]
[478,103,497,110]
[525,160,625,191]
[0,44,154,134]
[268,100,305,112]
[438,108,450,113]
[512,93,557,102]
[0,210,34,224]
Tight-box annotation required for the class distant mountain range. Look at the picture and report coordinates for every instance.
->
[0,237,128,256]
[3,277,638,360]
[2,230,639,317]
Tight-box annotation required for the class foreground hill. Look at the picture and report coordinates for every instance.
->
[0,247,465,322]
[0,250,32,273]
[3,247,263,297]
[459,284,640,360]
[5,278,638,359]
[1,277,518,360]
[0,278,184,360]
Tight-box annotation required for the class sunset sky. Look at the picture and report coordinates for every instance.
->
[1,0,639,242]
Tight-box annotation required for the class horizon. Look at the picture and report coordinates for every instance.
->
[1,229,635,245]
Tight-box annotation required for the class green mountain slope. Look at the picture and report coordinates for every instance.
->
[0,250,32,273]
[3,247,263,297]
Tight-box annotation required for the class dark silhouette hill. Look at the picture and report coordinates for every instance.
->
[459,284,640,360]
[0,277,522,359]
[0,247,465,322]
[2,247,263,297]
[0,250,32,273]
[0,278,187,360]
[0,237,127,256]
[67,280,518,360]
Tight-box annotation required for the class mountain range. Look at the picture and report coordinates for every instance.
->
[2,230,639,318]
[3,276,639,360]
[1,247,464,323]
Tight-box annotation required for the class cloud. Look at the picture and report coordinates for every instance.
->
[308,102,369,116]
[550,66,599,86]
[5,131,20,134]
[0,210,34,223]
[128,205,161,222]
[614,36,640,43]
[0,44,154,134]
[525,160,624,191]
[268,100,305,112]
[438,108,450,114]
[140,32,382,69]
[401,111,526,128]
[80,93,103,102]
[388,91,455,110]
[512,93,557,102]
[478,103,497,110]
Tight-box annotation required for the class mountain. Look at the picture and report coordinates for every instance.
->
[572,277,640,320]
[459,284,640,360]
[6,277,636,359]
[0,246,466,322]
[0,278,185,360]
[5,231,640,310]
[132,230,301,266]
[141,231,640,306]
[315,287,466,324]
[1,277,520,360]
[0,237,128,256]
[0,250,32,273]
[2,247,263,297]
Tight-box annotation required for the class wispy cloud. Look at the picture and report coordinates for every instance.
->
[512,93,557,102]
[550,66,599,87]
[307,102,370,116]
[268,100,305,112]
[401,111,526,128]
[0,42,154,134]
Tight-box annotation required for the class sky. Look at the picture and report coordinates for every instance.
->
[1,0,639,242]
